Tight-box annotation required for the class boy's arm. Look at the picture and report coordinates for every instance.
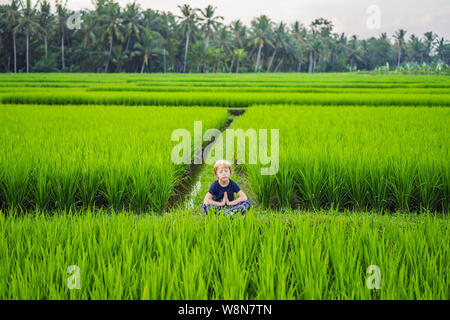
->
[228,190,248,206]
[204,192,225,206]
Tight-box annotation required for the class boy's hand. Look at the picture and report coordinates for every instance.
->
[222,192,229,206]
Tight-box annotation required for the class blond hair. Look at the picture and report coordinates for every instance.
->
[213,159,232,177]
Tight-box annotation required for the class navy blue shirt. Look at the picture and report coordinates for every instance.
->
[208,179,241,202]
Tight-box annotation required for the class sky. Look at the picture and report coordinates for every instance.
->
[2,0,449,40]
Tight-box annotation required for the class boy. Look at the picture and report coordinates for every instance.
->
[202,159,252,218]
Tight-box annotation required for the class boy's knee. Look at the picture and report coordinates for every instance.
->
[202,203,221,213]
[202,203,212,213]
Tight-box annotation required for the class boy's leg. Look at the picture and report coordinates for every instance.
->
[201,203,208,214]
[202,203,225,215]
[227,200,252,218]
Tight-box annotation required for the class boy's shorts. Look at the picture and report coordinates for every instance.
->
[201,200,252,218]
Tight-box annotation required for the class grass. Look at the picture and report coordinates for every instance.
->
[0,73,448,300]
[230,106,449,212]
[0,207,447,299]
[0,104,229,212]
[0,73,448,107]
[2,90,449,107]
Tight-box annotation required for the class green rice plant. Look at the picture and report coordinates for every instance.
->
[84,84,450,95]
[389,158,417,212]
[128,162,153,213]
[149,164,177,213]
[444,167,449,212]
[219,213,260,299]
[323,156,347,210]
[231,105,448,212]
[0,158,32,211]
[415,155,446,212]
[31,162,54,211]
[324,218,365,299]
[294,157,327,210]
[78,162,103,209]
[1,72,448,89]
[246,165,276,208]
[1,73,448,110]
[289,216,332,299]
[274,162,296,208]
[254,217,295,299]
[3,90,450,107]
[177,245,209,299]
[365,158,391,212]
[345,158,371,210]
[0,105,229,213]
[0,207,448,299]
[51,159,81,211]
[141,252,178,299]
[101,161,130,212]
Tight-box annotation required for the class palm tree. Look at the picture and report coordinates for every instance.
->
[230,19,247,49]
[393,29,407,67]
[37,0,52,58]
[123,1,143,52]
[309,18,333,72]
[435,37,449,64]
[110,45,128,72]
[158,11,179,73]
[306,31,316,73]
[16,0,43,73]
[191,40,207,72]
[159,12,175,74]
[177,4,198,73]
[290,21,307,72]
[249,15,273,72]
[132,29,164,73]
[423,31,436,63]
[0,1,447,74]
[0,25,3,53]
[4,0,21,73]
[199,5,223,72]
[76,12,97,49]
[348,35,362,69]
[71,10,99,71]
[267,22,288,72]
[407,34,425,63]
[229,20,247,72]
[233,48,247,73]
[199,5,223,50]
[366,32,392,69]
[215,26,232,72]
[99,1,124,72]
[55,0,68,71]
[331,32,348,70]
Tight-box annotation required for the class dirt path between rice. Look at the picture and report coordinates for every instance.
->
[170,108,256,212]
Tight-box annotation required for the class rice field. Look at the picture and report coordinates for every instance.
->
[0,104,229,212]
[0,73,449,107]
[231,106,449,212]
[1,208,448,300]
[0,73,448,300]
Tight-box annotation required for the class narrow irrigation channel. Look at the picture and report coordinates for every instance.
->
[168,108,248,211]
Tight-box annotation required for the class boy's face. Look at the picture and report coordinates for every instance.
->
[216,166,231,181]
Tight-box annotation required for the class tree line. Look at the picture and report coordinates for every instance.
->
[0,0,449,73]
